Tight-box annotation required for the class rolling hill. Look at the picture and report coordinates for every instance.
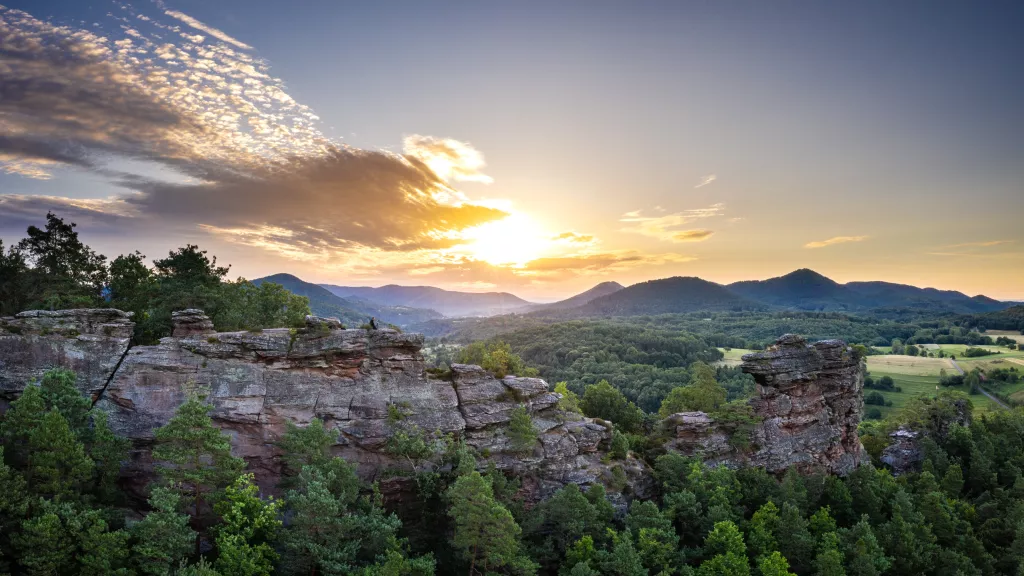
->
[522,281,625,312]
[561,276,761,317]
[727,269,1008,313]
[253,274,442,327]
[319,284,533,317]
[728,269,862,311]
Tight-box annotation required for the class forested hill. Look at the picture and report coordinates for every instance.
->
[253,274,441,327]
[728,268,1008,314]
[521,281,625,312]
[961,305,1024,331]
[320,283,532,317]
[554,276,762,317]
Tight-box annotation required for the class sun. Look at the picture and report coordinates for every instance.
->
[458,212,552,267]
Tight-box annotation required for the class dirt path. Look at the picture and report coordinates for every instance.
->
[948,358,965,375]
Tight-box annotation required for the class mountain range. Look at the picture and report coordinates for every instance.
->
[253,274,443,327]
[320,284,534,317]
[256,269,1011,325]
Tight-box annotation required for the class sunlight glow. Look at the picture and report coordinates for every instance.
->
[456,212,553,267]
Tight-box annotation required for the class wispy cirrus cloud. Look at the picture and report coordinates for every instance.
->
[804,236,868,249]
[695,174,717,188]
[944,240,1014,249]
[620,204,723,243]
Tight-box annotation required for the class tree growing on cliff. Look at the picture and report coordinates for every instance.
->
[152,392,245,554]
[508,406,538,454]
[130,487,196,576]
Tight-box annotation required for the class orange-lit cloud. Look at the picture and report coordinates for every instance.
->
[804,236,868,249]
[402,135,494,184]
[620,204,724,242]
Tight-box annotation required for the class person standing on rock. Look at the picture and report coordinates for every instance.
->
[369,317,378,330]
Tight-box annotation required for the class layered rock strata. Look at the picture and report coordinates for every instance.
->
[1,309,640,500]
[665,334,866,474]
[0,309,134,406]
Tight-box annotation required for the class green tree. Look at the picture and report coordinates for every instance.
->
[757,552,796,576]
[28,410,94,500]
[108,251,158,341]
[554,382,581,413]
[150,244,231,335]
[277,418,339,483]
[213,280,310,332]
[699,521,750,576]
[940,464,964,497]
[0,383,47,468]
[38,368,91,439]
[813,532,845,576]
[456,341,539,378]
[213,473,282,576]
[14,500,131,576]
[16,212,108,309]
[748,501,781,560]
[840,517,889,576]
[152,393,245,554]
[0,448,30,573]
[446,471,535,575]
[658,361,727,417]
[130,487,197,576]
[87,410,130,504]
[580,380,644,433]
[0,239,29,315]
[508,407,538,454]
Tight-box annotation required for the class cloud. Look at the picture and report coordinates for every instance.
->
[620,204,724,242]
[672,229,714,242]
[944,240,1014,248]
[164,10,251,50]
[402,135,493,184]
[0,6,507,260]
[554,231,595,244]
[804,236,868,249]
[695,174,717,188]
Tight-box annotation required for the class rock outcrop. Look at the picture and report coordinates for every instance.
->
[665,334,866,475]
[0,309,134,407]
[0,308,643,502]
[0,311,866,499]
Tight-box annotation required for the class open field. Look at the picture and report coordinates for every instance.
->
[985,330,1024,344]
[866,354,951,377]
[715,348,757,367]
[864,354,998,418]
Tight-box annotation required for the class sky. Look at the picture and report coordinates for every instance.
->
[1,0,1023,301]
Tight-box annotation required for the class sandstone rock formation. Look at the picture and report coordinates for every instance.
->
[1,308,643,501]
[0,311,867,501]
[664,334,867,474]
[880,427,923,474]
[0,309,133,406]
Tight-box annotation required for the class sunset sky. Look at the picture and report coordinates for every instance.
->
[1,1,1022,300]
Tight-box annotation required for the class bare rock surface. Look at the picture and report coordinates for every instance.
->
[171,309,216,338]
[0,309,133,403]
[665,334,867,475]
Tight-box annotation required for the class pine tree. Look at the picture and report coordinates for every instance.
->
[152,393,245,554]
[213,473,282,576]
[39,368,91,439]
[840,517,890,576]
[599,530,647,576]
[508,407,538,454]
[130,487,196,576]
[0,383,46,468]
[813,533,845,576]
[0,448,29,574]
[28,409,94,500]
[277,418,338,478]
[13,500,131,576]
[446,471,535,575]
[88,410,130,504]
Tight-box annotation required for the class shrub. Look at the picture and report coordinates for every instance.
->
[865,407,883,420]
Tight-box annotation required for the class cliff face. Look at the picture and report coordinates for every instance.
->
[0,309,644,501]
[0,312,867,502]
[665,334,867,474]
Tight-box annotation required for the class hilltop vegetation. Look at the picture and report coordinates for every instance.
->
[0,213,310,342]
